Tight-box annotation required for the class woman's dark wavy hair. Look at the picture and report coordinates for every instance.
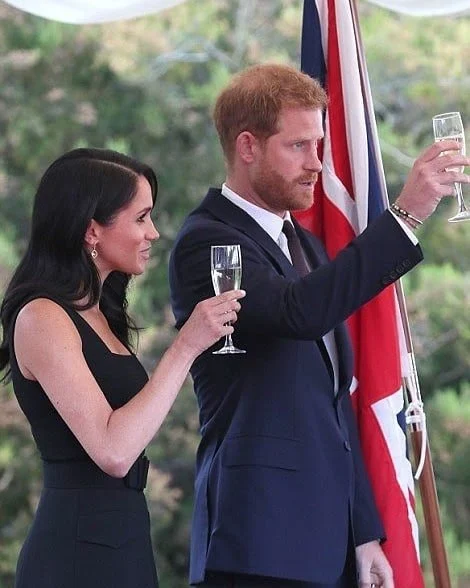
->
[0,148,158,380]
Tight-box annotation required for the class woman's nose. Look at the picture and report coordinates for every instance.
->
[148,220,159,241]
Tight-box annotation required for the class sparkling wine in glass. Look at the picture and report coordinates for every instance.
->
[432,111,470,222]
[211,244,246,355]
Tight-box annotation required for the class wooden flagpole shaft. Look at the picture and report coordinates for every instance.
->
[410,430,451,588]
[349,1,452,585]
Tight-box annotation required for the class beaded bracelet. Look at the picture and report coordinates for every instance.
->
[390,203,423,228]
[390,204,420,230]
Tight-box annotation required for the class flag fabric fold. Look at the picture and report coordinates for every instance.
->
[297,2,424,586]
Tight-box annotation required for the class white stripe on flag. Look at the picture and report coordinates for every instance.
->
[372,390,420,559]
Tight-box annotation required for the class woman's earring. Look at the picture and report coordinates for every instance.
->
[91,245,98,259]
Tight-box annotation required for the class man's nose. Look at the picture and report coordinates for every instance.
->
[304,145,322,172]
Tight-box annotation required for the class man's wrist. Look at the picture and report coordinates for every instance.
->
[390,202,423,230]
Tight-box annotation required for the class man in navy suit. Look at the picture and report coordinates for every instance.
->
[169,64,469,588]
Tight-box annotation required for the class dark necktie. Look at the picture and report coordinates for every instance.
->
[282,220,335,384]
[282,221,310,277]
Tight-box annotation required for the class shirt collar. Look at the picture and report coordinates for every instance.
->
[221,183,292,244]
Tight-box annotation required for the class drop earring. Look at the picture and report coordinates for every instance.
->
[91,245,98,259]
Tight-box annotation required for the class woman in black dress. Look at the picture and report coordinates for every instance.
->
[0,148,244,588]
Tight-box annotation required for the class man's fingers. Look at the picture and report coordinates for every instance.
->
[431,153,470,175]
[422,139,465,162]
[430,171,470,193]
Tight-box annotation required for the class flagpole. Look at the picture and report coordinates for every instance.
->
[349,1,451,586]
[396,282,452,588]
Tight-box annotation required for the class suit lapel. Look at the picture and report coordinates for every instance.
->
[201,188,298,280]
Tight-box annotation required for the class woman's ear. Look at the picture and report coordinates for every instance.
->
[84,219,100,248]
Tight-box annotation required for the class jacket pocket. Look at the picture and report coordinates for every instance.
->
[222,435,300,471]
[77,510,142,549]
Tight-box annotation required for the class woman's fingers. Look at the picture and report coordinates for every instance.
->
[202,290,245,317]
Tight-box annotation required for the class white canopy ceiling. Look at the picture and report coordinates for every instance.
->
[1,0,187,24]
[370,0,470,15]
[2,0,470,24]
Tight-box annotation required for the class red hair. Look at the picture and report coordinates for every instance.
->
[213,63,327,164]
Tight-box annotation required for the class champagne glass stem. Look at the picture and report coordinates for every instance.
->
[455,182,468,214]
[225,330,235,349]
[448,182,470,222]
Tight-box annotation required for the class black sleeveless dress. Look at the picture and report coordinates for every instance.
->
[10,300,159,588]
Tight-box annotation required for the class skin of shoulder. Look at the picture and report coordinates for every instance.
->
[14,298,82,380]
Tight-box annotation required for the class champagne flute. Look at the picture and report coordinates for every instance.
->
[211,244,246,355]
[432,111,470,222]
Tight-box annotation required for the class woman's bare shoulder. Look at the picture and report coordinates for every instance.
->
[15,298,78,342]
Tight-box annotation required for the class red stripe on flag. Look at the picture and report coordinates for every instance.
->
[354,296,402,407]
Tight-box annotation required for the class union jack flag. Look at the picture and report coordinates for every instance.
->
[296,1,424,586]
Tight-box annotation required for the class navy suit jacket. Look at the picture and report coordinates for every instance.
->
[169,188,423,584]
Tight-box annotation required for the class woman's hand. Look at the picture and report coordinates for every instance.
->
[177,289,246,356]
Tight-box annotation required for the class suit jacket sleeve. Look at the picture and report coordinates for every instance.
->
[170,209,422,339]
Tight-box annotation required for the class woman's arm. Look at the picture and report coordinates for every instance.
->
[14,293,243,477]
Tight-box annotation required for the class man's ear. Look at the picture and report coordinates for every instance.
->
[84,219,100,248]
[236,131,260,164]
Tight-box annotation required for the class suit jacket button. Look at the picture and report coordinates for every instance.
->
[343,440,352,451]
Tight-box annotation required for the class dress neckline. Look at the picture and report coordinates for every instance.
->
[73,310,134,358]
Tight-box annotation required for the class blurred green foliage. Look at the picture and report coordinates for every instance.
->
[0,1,470,586]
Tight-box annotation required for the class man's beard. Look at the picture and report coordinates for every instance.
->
[252,161,317,213]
